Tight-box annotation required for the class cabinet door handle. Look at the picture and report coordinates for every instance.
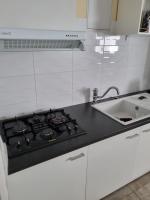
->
[66,153,85,161]
[126,134,139,139]
[143,129,150,133]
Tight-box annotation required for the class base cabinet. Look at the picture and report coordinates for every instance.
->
[86,128,141,200]
[8,124,150,200]
[8,147,87,200]
[134,124,150,178]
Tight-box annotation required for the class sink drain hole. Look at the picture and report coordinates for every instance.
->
[119,117,133,122]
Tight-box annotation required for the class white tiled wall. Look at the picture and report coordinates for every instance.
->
[0,30,150,117]
[34,51,72,74]
[36,72,73,109]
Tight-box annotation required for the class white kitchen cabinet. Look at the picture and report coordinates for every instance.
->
[88,0,112,30]
[113,0,150,35]
[8,147,87,200]
[86,128,140,200]
[134,123,150,178]
[0,0,87,31]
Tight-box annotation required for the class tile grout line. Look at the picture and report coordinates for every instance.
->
[84,147,90,200]
[71,50,74,104]
[31,51,38,108]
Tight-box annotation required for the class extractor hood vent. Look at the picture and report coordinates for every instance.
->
[0,29,85,51]
[1,39,83,51]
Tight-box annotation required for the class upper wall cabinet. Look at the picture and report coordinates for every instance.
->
[88,0,150,36]
[114,0,150,35]
[0,0,87,31]
[88,0,113,30]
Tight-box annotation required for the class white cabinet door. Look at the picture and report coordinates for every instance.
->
[86,128,140,200]
[0,0,87,31]
[114,0,143,35]
[8,147,87,200]
[88,0,112,30]
[134,124,150,178]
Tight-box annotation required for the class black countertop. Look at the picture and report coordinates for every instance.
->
[8,91,150,174]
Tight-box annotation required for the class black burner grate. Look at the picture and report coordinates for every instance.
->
[0,109,86,158]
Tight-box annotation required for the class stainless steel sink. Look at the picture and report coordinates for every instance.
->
[92,96,150,125]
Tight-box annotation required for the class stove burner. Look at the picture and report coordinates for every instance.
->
[47,113,68,125]
[28,114,45,125]
[1,109,86,158]
[13,121,27,134]
[40,129,54,140]
[51,116,67,125]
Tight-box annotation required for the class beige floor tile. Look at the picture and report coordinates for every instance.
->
[122,193,140,200]
[140,195,150,200]
[102,186,132,200]
[134,182,150,200]
[129,173,150,192]
[101,173,150,200]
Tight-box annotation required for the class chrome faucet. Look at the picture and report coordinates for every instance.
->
[92,86,120,104]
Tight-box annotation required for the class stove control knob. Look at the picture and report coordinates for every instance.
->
[66,125,72,134]
[68,125,71,131]
[74,124,78,131]
[17,141,21,149]
[25,138,30,145]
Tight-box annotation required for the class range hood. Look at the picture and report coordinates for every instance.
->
[0,28,86,51]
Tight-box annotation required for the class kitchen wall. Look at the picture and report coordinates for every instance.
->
[0,30,150,118]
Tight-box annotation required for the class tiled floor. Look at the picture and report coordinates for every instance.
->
[102,173,150,200]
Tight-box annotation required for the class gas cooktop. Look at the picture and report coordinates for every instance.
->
[0,109,86,158]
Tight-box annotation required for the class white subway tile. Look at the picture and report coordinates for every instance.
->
[0,101,36,119]
[142,65,150,90]
[85,30,106,46]
[100,66,129,96]
[0,52,34,77]
[73,69,100,104]
[127,36,150,67]
[126,66,145,91]
[34,51,72,74]
[0,75,36,106]
[36,72,72,109]
[73,47,102,71]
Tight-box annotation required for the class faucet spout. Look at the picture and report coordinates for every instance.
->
[101,86,120,99]
[92,86,120,104]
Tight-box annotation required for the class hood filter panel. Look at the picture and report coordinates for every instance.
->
[0,39,84,51]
